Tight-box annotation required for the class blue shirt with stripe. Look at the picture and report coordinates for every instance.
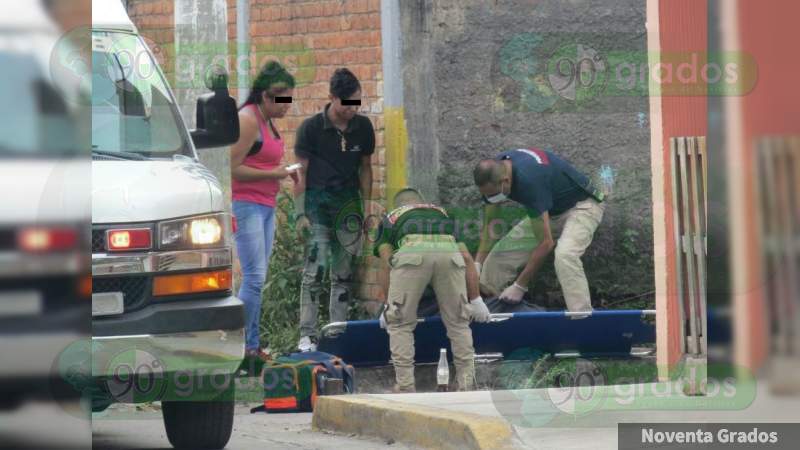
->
[496,148,591,217]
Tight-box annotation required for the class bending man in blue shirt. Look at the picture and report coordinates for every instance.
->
[473,148,606,312]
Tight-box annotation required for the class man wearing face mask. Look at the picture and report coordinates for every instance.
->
[472,149,606,312]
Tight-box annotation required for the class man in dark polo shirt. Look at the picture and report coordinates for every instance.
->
[473,148,606,312]
[374,188,489,392]
[293,68,375,352]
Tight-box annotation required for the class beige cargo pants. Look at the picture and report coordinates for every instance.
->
[384,235,476,391]
[481,198,605,312]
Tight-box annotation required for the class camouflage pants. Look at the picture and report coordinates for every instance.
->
[299,223,360,338]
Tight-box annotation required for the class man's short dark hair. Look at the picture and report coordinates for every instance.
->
[330,68,361,99]
[473,160,504,187]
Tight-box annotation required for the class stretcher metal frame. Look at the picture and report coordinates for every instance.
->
[319,309,657,367]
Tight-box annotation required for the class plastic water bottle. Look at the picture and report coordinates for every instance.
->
[436,348,449,392]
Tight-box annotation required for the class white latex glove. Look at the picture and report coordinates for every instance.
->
[466,296,490,323]
[499,282,527,304]
[474,261,482,277]
[379,306,388,329]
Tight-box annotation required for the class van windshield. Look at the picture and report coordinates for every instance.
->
[91,31,190,159]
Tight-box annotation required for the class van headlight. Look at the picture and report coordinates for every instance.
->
[158,213,229,250]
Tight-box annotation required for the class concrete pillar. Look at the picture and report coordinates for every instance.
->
[646,0,709,385]
[173,0,231,213]
[380,0,408,208]
[236,0,249,105]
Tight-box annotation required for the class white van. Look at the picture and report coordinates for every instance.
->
[91,1,244,448]
[0,1,89,412]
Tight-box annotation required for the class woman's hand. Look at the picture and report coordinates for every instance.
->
[269,167,291,179]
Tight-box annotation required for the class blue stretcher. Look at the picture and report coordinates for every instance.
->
[318,310,657,367]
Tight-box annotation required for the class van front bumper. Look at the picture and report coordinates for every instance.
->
[92,295,245,378]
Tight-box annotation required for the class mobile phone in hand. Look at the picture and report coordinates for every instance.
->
[285,163,302,173]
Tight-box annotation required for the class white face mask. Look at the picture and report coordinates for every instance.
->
[483,181,509,204]
[484,192,508,204]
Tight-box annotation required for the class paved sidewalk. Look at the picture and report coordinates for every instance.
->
[314,381,800,449]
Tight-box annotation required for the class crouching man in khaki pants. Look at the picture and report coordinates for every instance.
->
[473,148,606,312]
[374,189,490,393]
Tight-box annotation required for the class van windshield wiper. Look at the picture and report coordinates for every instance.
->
[92,149,148,160]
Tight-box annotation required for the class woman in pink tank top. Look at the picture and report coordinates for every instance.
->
[230,61,297,361]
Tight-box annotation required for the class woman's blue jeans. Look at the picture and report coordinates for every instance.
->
[232,201,276,351]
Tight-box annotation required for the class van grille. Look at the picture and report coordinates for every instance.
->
[91,229,106,253]
[92,275,150,312]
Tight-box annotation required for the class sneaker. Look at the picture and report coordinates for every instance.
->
[297,336,317,352]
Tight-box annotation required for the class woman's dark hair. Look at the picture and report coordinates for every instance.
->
[241,61,295,109]
[330,68,361,99]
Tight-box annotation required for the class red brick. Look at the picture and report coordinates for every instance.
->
[323,1,344,16]
[156,15,172,27]
[351,13,380,30]
[314,33,329,50]
[314,82,330,99]
[345,0,369,14]
[293,19,309,34]
[340,16,352,31]
[257,7,269,20]
[322,16,341,32]
[307,3,324,17]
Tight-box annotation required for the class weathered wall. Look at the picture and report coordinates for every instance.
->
[400,0,654,304]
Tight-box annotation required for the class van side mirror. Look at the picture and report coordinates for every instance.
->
[190,66,240,149]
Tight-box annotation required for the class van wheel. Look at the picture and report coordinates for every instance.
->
[162,400,234,449]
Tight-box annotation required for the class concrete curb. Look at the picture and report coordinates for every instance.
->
[312,395,523,450]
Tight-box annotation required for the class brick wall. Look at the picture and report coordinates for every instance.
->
[125,0,175,82]
[126,0,387,302]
